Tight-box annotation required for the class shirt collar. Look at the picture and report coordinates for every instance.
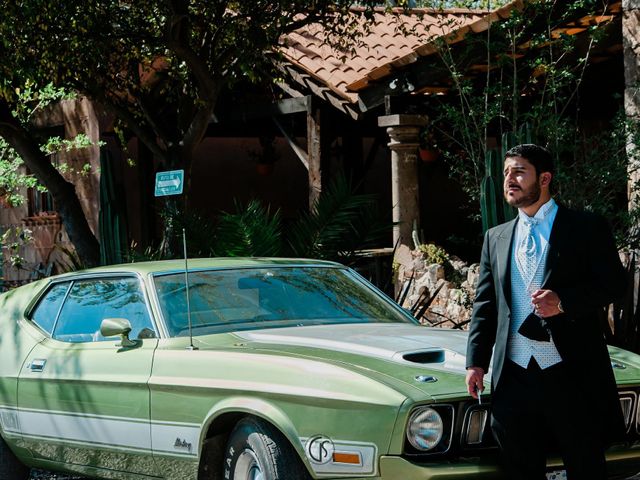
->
[518,198,557,225]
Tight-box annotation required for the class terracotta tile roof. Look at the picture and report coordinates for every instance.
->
[280,6,512,104]
[279,1,622,117]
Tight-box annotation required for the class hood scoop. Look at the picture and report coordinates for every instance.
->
[234,323,475,375]
[402,350,445,364]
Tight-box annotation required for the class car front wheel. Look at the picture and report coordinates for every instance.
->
[223,418,310,480]
[0,435,29,480]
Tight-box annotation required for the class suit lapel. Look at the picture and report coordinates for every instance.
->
[497,218,517,303]
[542,205,567,288]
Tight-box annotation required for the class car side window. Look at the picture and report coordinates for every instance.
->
[31,282,71,334]
[52,277,156,343]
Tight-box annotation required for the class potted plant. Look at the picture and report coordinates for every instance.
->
[418,127,440,163]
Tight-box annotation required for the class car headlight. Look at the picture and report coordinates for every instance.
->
[406,407,444,451]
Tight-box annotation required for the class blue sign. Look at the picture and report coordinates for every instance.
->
[154,170,184,197]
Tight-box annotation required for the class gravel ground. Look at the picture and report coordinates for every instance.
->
[28,469,640,479]
[30,471,84,479]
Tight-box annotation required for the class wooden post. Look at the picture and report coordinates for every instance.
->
[307,105,322,210]
[378,114,428,251]
[623,0,640,213]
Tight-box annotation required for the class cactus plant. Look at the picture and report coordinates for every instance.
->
[480,124,533,232]
[480,149,502,233]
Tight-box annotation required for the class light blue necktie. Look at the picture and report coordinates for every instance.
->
[517,218,538,286]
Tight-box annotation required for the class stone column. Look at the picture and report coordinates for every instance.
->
[378,114,428,251]
[623,0,640,213]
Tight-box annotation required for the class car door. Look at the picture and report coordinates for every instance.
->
[17,275,159,476]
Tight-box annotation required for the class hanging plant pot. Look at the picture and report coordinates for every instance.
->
[419,148,439,163]
[256,162,275,176]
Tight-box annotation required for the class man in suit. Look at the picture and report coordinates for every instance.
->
[465,144,626,480]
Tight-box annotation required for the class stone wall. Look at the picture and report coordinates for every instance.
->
[395,243,479,328]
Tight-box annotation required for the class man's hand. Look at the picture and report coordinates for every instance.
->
[531,289,562,317]
[465,367,485,399]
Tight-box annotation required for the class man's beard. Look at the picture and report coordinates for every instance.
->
[505,181,541,208]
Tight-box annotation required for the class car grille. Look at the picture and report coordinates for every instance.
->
[619,391,636,433]
[404,388,640,459]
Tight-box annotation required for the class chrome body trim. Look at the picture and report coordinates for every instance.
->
[461,406,490,446]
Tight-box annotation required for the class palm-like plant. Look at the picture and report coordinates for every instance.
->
[130,174,389,266]
[213,174,388,264]
[287,174,387,264]
[213,201,282,258]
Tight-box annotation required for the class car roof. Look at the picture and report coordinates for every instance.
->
[55,258,344,278]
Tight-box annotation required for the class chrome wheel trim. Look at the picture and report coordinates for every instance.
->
[233,449,264,480]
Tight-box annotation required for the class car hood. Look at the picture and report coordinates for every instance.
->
[230,323,475,398]
[234,323,466,368]
[196,323,640,400]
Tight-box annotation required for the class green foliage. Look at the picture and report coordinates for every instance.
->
[431,1,600,198]
[0,226,33,270]
[428,0,634,245]
[213,201,282,257]
[418,242,465,288]
[0,139,42,207]
[552,112,640,248]
[479,150,501,233]
[41,133,97,155]
[411,0,509,8]
[480,127,526,232]
[0,84,102,208]
[131,175,388,265]
[163,203,218,259]
[418,243,449,265]
[12,82,75,123]
[0,0,382,171]
[288,175,387,263]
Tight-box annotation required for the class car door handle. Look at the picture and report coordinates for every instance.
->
[29,359,47,373]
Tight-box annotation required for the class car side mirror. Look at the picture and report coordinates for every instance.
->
[100,318,136,347]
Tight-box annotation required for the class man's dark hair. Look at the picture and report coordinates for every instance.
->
[505,144,554,176]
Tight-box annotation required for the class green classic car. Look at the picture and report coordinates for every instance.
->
[1,258,640,480]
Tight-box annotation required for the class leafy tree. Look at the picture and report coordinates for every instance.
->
[0,81,101,266]
[422,1,637,245]
[0,139,42,208]
[0,0,383,264]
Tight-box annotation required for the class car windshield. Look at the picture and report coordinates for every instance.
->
[153,266,415,337]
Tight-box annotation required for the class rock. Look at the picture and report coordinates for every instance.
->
[426,263,445,283]
[396,245,478,328]
[395,244,413,271]
[449,256,467,271]
[467,263,480,289]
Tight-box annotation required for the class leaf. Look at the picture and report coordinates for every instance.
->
[287,173,388,263]
[213,200,282,258]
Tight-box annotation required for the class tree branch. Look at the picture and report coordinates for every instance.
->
[94,92,167,162]
[165,1,217,99]
[0,99,100,267]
